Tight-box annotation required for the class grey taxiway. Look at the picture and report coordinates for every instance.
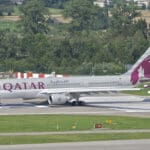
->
[0,140,150,150]
[0,94,150,117]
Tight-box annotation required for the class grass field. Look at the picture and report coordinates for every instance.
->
[123,81,150,96]
[0,10,149,31]
[0,115,149,144]
[48,8,63,15]
[123,89,150,96]
[0,115,150,133]
[0,20,17,31]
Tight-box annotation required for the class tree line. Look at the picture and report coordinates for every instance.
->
[0,0,149,75]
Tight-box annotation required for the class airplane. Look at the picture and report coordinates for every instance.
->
[1,47,150,106]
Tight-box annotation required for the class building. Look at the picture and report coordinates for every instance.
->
[94,0,112,7]
[135,0,150,8]
[94,0,150,9]
[126,0,150,8]
[11,0,25,5]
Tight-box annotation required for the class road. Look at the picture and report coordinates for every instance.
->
[0,129,150,136]
[0,140,150,150]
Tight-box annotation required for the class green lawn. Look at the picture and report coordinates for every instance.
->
[0,20,18,31]
[0,115,150,145]
[48,8,63,15]
[13,7,63,15]
[123,82,150,96]
[12,6,21,16]
[123,89,149,96]
[0,115,150,133]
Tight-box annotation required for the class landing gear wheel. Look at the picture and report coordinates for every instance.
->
[78,101,85,106]
[71,101,78,106]
[71,101,85,106]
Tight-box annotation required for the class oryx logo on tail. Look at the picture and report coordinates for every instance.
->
[128,47,150,85]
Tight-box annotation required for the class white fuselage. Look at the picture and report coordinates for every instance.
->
[0,74,132,100]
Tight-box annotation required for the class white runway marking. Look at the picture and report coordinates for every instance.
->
[35,105,49,108]
[124,110,150,112]
[0,104,49,109]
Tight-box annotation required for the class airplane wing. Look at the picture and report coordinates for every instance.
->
[40,87,141,95]
[39,87,141,105]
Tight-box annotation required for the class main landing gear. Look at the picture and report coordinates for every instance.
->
[71,100,85,106]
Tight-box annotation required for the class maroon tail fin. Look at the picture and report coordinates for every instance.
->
[125,47,150,85]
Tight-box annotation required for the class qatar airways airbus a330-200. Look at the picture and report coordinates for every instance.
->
[1,47,150,106]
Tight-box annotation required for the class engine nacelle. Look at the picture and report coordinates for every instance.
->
[48,94,69,105]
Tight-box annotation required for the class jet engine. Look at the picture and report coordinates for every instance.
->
[48,94,69,105]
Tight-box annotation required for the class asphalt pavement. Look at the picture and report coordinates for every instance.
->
[0,140,149,150]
